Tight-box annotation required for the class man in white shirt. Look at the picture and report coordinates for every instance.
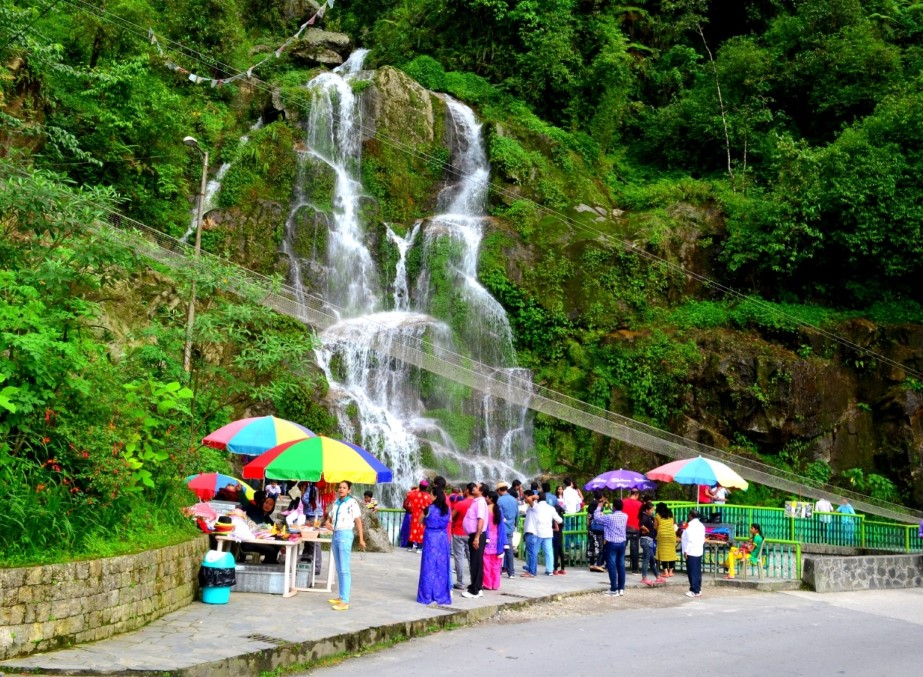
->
[708,483,730,504]
[681,509,705,597]
[561,477,583,515]
[521,491,540,577]
[815,497,833,539]
[534,493,563,576]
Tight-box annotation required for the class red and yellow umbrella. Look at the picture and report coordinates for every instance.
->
[243,436,393,484]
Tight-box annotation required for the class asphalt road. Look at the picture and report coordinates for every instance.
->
[301,587,923,675]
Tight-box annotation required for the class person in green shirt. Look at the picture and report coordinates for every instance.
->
[725,523,763,578]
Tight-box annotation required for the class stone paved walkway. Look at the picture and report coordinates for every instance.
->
[0,549,795,676]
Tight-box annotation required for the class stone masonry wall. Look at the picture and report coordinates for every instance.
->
[802,553,923,593]
[0,536,209,660]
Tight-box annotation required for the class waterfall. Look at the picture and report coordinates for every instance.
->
[287,56,536,502]
[304,49,378,316]
[416,95,532,471]
[386,222,420,312]
[182,118,263,243]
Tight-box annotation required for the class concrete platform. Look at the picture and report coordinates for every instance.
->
[0,550,795,676]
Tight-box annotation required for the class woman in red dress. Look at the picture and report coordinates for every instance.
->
[404,481,433,551]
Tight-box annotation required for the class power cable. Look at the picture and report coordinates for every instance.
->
[0,0,65,52]
[24,0,923,382]
[5,159,920,521]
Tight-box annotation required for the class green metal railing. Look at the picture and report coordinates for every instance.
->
[761,539,802,579]
[376,502,919,579]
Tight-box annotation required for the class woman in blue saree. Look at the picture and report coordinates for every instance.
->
[417,487,452,605]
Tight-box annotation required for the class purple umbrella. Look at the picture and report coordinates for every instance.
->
[584,469,656,492]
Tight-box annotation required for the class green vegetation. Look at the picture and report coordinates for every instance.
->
[0,160,322,565]
[3,0,923,546]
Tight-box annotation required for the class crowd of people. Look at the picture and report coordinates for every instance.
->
[389,477,725,605]
[210,476,859,612]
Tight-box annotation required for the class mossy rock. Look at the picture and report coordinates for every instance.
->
[359,67,448,224]
[201,200,286,274]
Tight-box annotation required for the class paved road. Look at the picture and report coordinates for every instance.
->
[304,588,923,675]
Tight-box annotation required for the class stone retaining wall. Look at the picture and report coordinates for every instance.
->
[0,536,209,660]
[802,553,923,592]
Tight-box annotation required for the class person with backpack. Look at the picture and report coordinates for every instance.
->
[586,491,607,573]
[622,488,643,574]
[639,502,666,586]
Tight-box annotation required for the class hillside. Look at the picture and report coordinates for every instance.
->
[2,0,923,561]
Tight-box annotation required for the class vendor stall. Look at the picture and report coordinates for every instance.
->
[214,528,335,597]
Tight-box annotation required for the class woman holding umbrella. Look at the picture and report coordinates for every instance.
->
[325,481,366,611]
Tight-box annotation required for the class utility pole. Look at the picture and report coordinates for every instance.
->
[183,136,209,373]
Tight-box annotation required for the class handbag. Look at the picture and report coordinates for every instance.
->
[511,531,522,549]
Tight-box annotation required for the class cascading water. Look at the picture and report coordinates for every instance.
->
[386,222,420,312]
[182,118,263,243]
[286,53,536,502]
[304,49,378,317]
[415,95,532,472]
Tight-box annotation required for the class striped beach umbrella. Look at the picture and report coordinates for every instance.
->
[243,436,393,484]
[646,457,749,490]
[185,472,255,501]
[202,416,314,455]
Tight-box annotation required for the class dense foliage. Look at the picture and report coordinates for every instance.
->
[0,160,327,564]
[2,0,923,548]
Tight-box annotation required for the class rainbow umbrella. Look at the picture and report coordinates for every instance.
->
[185,472,255,501]
[646,457,748,490]
[243,436,393,484]
[202,416,314,455]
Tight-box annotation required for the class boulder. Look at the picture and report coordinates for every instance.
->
[290,29,352,66]
[276,0,322,21]
[360,507,393,553]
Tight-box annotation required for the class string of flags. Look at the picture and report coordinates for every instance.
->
[148,0,336,88]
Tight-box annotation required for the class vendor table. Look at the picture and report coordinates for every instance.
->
[704,539,731,578]
[214,534,335,597]
[296,533,335,595]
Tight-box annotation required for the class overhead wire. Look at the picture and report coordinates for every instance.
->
[4,158,919,522]
[16,0,923,384]
[0,0,66,52]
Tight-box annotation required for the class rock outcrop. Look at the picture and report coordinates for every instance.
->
[290,29,352,67]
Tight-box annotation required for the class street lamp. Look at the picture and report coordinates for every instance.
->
[183,135,209,373]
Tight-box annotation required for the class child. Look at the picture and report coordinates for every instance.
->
[266,480,282,499]
[552,504,566,575]
[725,523,763,579]
[363,490,378,511]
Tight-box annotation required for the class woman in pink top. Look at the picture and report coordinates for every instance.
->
[482,491,507,590]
